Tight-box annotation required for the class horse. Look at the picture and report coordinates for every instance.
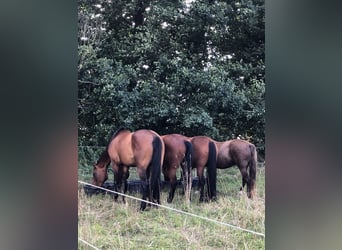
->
[189,136,218,202]
[161,134,192,203]
[215,139,257,199]
[92,128,165,211]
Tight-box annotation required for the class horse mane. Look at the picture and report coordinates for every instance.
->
[96,128,131,165]
[96,150,110,165]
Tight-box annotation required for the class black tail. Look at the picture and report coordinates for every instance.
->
[248,144,257,199]
[150,136,163,204]
[207,141,217,200]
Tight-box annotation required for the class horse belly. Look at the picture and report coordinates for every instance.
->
[121,154,135,166]
[217,155,233,169]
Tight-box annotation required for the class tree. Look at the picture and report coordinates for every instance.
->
[78,0,265,156]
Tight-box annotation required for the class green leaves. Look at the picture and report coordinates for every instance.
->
[78,0,265,156]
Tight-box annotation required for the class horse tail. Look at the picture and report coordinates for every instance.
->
[248,144,257,199]
[150,136,163,204]
[207,141,217,200]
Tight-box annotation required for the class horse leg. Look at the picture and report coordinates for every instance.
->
[152,173,160,206]
[113,172,120,201]
[140,180,149,211]
[167,179,177,203]
[112,163,121,201]
[166,167,176,203]
[178,170,186,196]
[138,169,149,211]
[152,183,160,206]
[239,168,250,195]
[240,176,246,191]
[114,168,125,202]
[120,166,129,204]
[198,167,206,202]
[179,170,185,195]
[123,170,129,194]
[163,166,170,182]
[181,162,192,203]
[205,176,212,200]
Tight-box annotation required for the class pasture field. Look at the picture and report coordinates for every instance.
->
[78,165,265,250]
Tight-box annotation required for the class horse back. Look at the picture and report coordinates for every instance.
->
[230,139,255,159]
[217,139,254,168]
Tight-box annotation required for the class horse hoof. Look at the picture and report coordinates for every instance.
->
[247,192,254,199]
[140,203,147,211]
[211,196,217,202]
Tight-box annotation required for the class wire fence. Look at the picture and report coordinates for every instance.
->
[78,238,101,250]
[78,145,265,249]
[78,180,265,238]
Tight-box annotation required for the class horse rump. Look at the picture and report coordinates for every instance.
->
[139,135,162,211]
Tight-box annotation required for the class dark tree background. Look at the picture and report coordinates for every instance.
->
[78,0,265,156]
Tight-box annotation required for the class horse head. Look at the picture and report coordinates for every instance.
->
[92,150,110,187]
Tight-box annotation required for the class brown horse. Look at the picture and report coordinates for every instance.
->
[161,134,192,203]
[189,136,217,202]
[92,128,165,211]
[215,139,257,199]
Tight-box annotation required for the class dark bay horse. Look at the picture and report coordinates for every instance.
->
[215,139,257,199]
[92,128,165,211]
[161,134,192,203]
[189,136,217,202]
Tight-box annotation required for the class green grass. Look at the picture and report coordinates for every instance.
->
[78,167,265,249]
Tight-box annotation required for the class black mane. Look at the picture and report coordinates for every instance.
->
[107,127,131,148]
[96,150,110,165]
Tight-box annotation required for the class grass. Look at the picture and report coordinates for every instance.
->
[78,166,265,249]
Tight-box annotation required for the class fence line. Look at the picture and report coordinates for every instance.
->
[78,238,100,250]
[78,180,265,237]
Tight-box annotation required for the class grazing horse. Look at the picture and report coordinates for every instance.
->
[161,134,192,203]
[92,128,165,211]
[189,136,217,202]
[215,139,257,199]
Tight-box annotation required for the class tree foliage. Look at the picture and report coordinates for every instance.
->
[78,0,265,156]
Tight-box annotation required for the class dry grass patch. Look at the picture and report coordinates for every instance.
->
[79,167,265,249]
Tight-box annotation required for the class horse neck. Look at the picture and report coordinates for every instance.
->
[95,157,110,171]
